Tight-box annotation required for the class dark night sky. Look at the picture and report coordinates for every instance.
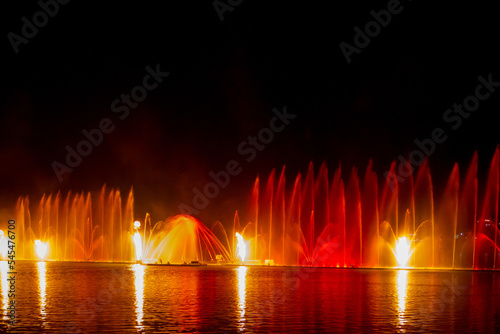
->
[1,1,499,226]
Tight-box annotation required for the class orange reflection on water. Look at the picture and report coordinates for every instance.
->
[132,264,145,329]
[0,261,8,320]
[236,266,247,331]
[396,270,409,328]
[37,261,47,320]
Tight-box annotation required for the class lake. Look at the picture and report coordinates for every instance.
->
[1,261,499,333]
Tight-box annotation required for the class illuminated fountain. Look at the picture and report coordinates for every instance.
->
[212,210,256,264]
[11,185,230,264]
[5,148,500,269]
[14,186,135,261]
[234,147,500,269]
[139,214,230,264]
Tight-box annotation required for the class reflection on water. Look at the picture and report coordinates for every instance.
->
[37,261,47,321]
[396,270,409,329]
[132,264,145,330]
[2,263,500,333]
[236,266,247,331]
[0,262,8,320]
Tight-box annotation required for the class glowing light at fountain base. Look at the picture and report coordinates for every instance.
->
[133,232,143,262]
[0,231,7,258]
[235,233,247,262]
[34,240,48,261]
[394,237,413,268]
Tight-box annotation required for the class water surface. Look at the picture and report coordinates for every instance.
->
[1,262,499,333]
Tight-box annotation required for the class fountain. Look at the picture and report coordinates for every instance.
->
[235,147,500,269]
[10,185,231,264]
[138,214,230,264]
[13,185,135,261]
[4,148,500,269]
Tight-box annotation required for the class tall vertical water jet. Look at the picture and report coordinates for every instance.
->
[275,166,286,264]
[54,192,60,260]
[286,172,302,265]
[14,186,136,262]
[301,163,315,263]
[250,177,259,260]
[379,161,399,267]
[329,165,345,267]
[124,188,135,262]
[63,192,70,260]
[264,169,275,261]
[396,159,415,267]
[362,160,379,267]
[314,162,330,264]
[436,163,459,268]
[413,159,434,267]
[457,152,478,268]
[476,146,499,268]
[232,211,240,260]
[345,167,362,266]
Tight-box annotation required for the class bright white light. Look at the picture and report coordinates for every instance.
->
[236,266,247,326]
[134,221,141,229]
[235,232,247,262]
[37,261,47,319]
[396,269,409,327]
[395,236,412,267]
[1,261,9,316]
[0,231,7,258]
[34,240,48,260]
[132,263,144,327]
[133,232,143,261]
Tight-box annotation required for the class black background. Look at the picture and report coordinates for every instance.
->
[1,0,499,226]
